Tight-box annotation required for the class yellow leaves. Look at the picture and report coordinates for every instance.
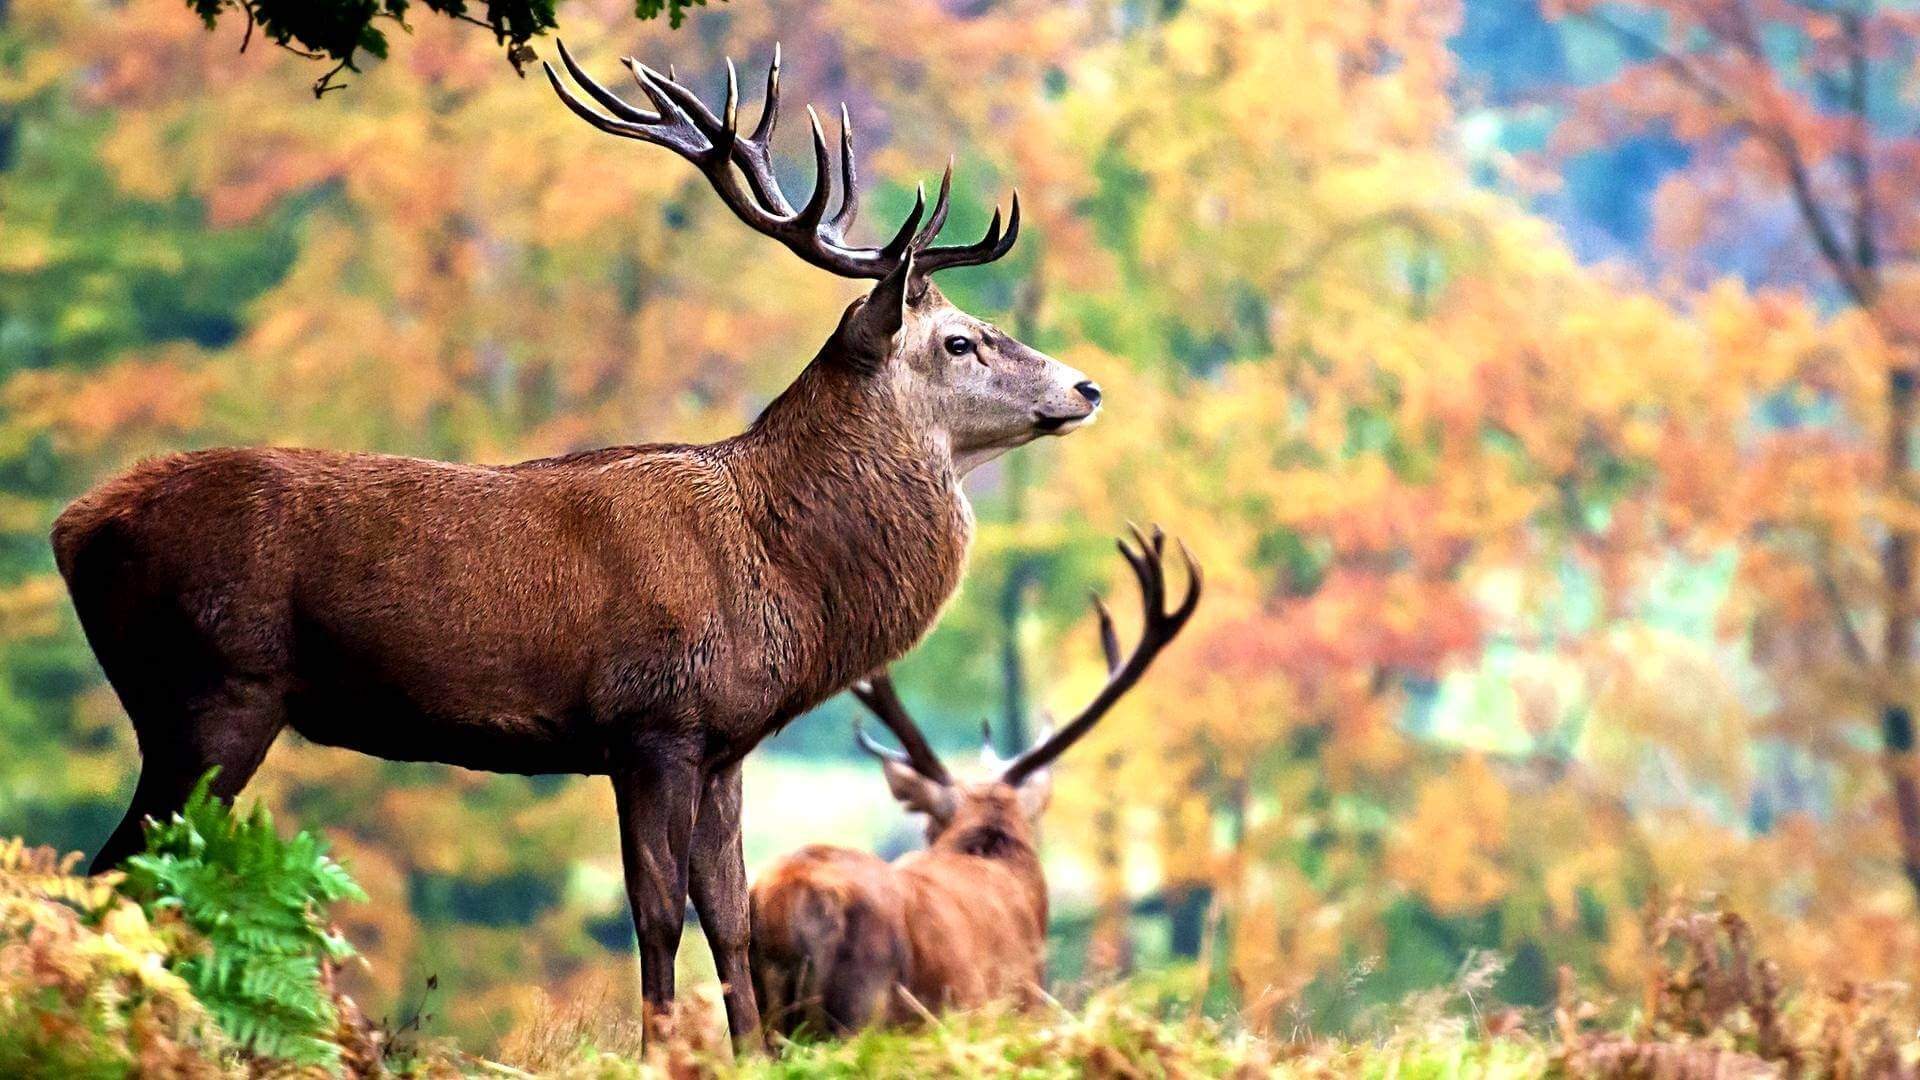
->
[1232,860,1347,997]
[1585,625,1753,801]
[1387,755,1511,915]
[0,838,214,1067]
[0,576,67,642]
[0,839,114,909]
[1075,0,1484,318]
[0,225,59,274]
[2,347,216,456]
[1734,437,1874,543]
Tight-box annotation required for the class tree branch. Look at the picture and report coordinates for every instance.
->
[1580,4,1876,305]
[1842,2,1880,283]
[1819,552,1875,666]
[1576,9,1739,108]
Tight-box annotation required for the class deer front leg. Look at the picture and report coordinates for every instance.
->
[612,745,701,1039]
[689,760,760,1051]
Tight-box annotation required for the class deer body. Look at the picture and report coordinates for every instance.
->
[751,796,1049,1035]
[750,531,1200,1038]
[56,45,1101,1047]
[55,361,969,779]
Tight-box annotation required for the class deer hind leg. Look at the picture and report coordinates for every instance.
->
[611,741,702,1040]
[748,934,792,1046]
[91,675,286,873]
[819,901,905,1034]
[689,761,759,1051]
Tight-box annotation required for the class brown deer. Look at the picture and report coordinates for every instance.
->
[749,528,1199,1037]
[50,43,1101,1043]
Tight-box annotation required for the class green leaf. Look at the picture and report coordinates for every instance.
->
[113,769,362,1070]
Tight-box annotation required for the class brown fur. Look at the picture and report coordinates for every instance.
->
[748,533,1200,1040]
[750,785,1049,1037]
[52,273,1097,1043]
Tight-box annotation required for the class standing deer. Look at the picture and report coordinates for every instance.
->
[749,528,1199,1037]
[51,43,1102,1043]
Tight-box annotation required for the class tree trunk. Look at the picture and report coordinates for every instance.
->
[0,0,15,174]
[1085,751,1135,980]
[1167,884,1213,959]
[998,556,1036,757]
[1884,364,1920,899]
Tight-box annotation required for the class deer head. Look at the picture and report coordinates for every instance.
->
[850,527,1202,848]
[546,45,1101,473]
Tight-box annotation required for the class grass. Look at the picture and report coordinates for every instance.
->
[491,988,1554,1079]
[8,831,1920,1077]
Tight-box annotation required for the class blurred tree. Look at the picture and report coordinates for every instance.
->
[1022,0,1916,1020]
[0,0,301,856]
[1547,0,1920,903]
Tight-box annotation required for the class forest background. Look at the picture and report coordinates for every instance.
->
[5,0,1918,1049]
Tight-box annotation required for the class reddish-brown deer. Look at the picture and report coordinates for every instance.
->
[51,44,1100,1042]
[749,529,1199,1037]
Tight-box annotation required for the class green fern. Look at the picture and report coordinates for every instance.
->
[115,772,367,1070]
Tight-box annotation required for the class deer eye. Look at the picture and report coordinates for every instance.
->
[944,335,975,357]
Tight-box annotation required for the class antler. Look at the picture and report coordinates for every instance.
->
[544,42,1020,281]
[999,526,1202,786]
[850,673,952,784]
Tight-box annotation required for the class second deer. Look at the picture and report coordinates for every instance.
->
[749,528,1200,1037]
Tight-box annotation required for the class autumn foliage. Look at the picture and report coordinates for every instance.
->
[5,0,1920,1058]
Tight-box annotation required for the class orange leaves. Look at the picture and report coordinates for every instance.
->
[2,348,216,456]
[1387,754,1511,915]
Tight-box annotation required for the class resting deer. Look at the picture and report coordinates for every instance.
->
[749,529,1199,1037]
[51,43,1101,1042]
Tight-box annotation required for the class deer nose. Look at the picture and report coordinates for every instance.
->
[1074,381,1102,407]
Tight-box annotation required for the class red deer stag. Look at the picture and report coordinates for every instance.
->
[51,43,1101,1042]
[749,528,1199,1037]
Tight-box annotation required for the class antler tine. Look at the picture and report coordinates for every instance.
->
[1173,539,1203,623]
[632,59,723,133]
[1092,592,1122,674]
[999,529,1203,786]
[853,719,911,767]
[910,159,955,252]
[722,59,740,136]
[749,42,781,143]
[877,185,928,261]
[850,674,952,783]
[1120,522,1166,614]
[544,63,647,140]
[828,103,859,240]
[733,48,791,217]
[553,40,658,126]
[547,44,1020,281]
[915,190,1021,274]
[797,106,835,227]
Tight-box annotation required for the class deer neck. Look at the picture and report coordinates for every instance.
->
[930,820,1049,927]
[727,357,973,690]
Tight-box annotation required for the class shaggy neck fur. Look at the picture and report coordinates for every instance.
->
[929,802,1048,930]
[723,348,973,706]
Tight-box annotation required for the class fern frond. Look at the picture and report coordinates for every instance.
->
[114,771,363,1071]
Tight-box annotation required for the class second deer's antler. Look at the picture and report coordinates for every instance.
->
[851,672,953,784]
[999,525,1202,785]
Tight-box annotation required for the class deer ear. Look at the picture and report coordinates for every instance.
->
[881,758,954,822]
[841,251,915,368]
[1016,769,1052,818]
